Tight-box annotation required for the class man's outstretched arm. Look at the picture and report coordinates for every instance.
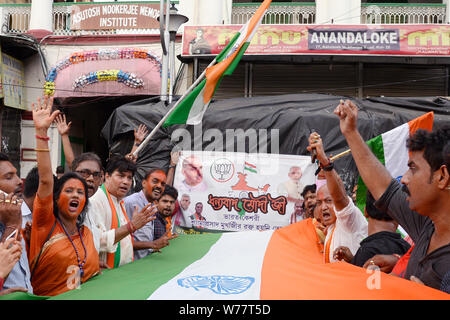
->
[334,100,392,201]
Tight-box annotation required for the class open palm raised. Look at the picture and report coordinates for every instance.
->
[32,95,60,131]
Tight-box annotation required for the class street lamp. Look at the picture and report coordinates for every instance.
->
[158,1,188,104]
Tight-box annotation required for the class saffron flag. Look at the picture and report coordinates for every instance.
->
[162,0,272,127]
[356,112,434,214]
[3,219,448,300]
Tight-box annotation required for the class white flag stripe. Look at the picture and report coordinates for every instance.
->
[382,122,410,179]
[186,85,210,125]
[148,230,274,300]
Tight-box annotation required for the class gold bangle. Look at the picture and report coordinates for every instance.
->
[35,148,50,152]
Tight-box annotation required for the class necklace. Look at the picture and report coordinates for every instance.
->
[58,218,88,278]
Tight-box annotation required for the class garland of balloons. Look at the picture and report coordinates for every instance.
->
[43,48,162,96]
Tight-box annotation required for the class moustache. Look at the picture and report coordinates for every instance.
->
[401,184,411,196]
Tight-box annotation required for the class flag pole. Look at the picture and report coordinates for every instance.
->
[330,149,351,162]
[132,57,217,157]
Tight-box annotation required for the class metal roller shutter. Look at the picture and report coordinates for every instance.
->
[363,64,447,97]
[251,63,359,97]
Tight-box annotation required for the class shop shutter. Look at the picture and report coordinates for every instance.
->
[363,64,447,97]
[251,63,359,97]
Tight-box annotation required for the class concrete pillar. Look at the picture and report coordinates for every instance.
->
[28,0,53,38]
[179,0,230,25]
[316,0,361,25]
[444,0,450,24]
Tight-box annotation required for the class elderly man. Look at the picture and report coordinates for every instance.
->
[335,99,450,291]
[308,133,368,263]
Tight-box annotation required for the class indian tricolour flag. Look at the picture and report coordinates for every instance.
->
[356,112,434,215]
[40,219,447,300]
[162,0,272,127]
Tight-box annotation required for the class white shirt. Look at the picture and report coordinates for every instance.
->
[324,197,368,263]
[277,179,304,201]
[177,180,208,193]
[21,201,33,228]
[88,188,134,267]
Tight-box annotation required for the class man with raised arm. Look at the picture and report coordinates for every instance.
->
[334,99,450,291]
[307,132,368,263]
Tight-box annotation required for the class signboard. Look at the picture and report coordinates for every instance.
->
[70,3,160,30]
[182,24,450,57]
[172,151,318,234]
[1,53,25,110]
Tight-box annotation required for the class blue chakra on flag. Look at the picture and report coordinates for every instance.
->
[177,275,255,295]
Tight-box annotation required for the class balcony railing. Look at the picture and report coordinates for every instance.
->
[361,3,446,24]
[231,2,316,24]
[231,2,447,25]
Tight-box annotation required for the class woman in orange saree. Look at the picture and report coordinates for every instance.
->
[29,96,99,296]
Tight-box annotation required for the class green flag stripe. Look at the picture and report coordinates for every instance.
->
[356,135,385,213]
[244,167,257,173]
[216,32,241,63]
[163,78,207,127]
[49,233,222,300]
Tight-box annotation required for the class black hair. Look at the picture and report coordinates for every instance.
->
[0,152,10,162]
[407,126,450,173]
[144,168,166,180]
[53,172,89,228]
[105,155,136,176]
[365,191,393,222]
[301,184,317,198]
[23,167,39,199]
[160,184,178,201]
[443,141,450,169]
[56,166,64,174]
[71,152,103,172]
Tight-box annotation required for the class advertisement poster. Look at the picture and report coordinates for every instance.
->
[182,24,450,56]
[172,151,318,234]
[1,53,25,110]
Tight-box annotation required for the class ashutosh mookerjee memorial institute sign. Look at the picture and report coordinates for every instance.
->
[70,3,161,30]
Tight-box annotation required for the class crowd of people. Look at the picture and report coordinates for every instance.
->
[0,96,448,297]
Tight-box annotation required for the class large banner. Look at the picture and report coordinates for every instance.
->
[172,151,318,234]
[1,53,25,110]
[182,24,450,56]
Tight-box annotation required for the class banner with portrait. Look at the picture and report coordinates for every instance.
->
[172,151,318,234]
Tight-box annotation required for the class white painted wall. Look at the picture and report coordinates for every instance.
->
[20,121,61,179]
[316,0,361,25]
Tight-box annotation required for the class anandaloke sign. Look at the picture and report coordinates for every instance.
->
[70,3,160,30]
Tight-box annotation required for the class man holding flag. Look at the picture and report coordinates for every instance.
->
[335,99,450,292]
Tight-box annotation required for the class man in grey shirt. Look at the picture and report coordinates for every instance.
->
[124,168,173,260]
[335,99,450,291]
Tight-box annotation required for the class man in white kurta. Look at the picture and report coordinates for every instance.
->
[308,131,368,263]
[89,187,134,267]
[322,193,368,263]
